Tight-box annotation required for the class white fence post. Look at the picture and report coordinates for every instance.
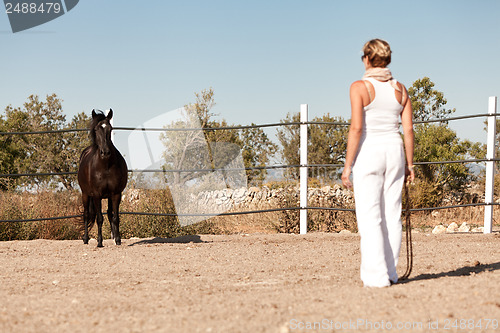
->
[300,104,308,234]
[484,96,497,234]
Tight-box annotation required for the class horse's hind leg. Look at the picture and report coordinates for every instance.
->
[109,194,122,245]
[93,198,104,247]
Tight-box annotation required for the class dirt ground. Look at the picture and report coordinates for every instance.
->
[0,231,499,333]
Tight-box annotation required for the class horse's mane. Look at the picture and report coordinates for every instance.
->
[89,111,107,144]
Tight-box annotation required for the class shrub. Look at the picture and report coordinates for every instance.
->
[0,191,81,241]
[405,178,443,210]
[0,194,25,241]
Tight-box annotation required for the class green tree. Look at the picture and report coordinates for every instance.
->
[409,78,485,194]
[0,107,30,190]
[408,77,455,122]
[1,94,91,190]
[277,113,300,179]
[414,124,484,189]
[205,119,241,150]
[309,114,349,180]
[18,94,67,189]
[160,105,208,186]
[483,119,500,171]
[59,111,91,189]
[192,88,216,129]
[240,125,278,186]
[277,113,348,181]
[161,88,277,186]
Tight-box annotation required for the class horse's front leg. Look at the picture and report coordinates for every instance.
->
[109,193,122,245]
[82,194,90,244]
[107,197,114,240]
[93,198,104,247]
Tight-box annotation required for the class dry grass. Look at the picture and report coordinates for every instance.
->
[1,183,499,241]
[0,191,81,241]
[409,206,492,232]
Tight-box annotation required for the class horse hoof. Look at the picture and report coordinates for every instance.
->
[115,239,121,245]
[83,239,89,245]
[97,243,104,248]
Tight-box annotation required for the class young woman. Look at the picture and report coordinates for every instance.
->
[341,39,415,287]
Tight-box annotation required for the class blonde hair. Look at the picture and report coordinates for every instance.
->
[362,39,392,68]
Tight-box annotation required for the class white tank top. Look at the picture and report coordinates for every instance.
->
[361,78,404,144]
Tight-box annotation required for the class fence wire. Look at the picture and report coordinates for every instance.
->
[1,112,497,136]
[0,113,498,224]
[4,202,500,224]
[2,158,500,179]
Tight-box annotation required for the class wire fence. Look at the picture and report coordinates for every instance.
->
[0,111,498,225]
[0,112,494,136]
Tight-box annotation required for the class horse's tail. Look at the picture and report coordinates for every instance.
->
[76,198,96,232]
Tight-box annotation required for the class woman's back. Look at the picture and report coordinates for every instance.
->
[361,78,404,144]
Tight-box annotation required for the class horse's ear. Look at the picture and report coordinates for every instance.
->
[107,109,113,120]
[92,109,97,118]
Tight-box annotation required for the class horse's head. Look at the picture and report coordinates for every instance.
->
[91,109,114,159]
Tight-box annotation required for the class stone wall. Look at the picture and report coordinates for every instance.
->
[184,184,355,211]
[125,184,354,210]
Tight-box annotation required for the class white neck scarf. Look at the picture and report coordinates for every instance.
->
[363,67,401,92]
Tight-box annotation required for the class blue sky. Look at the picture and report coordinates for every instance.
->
[1,0,500,158]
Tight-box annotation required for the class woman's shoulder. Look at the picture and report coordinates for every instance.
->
[350,80,366,91]
[396,81,407,92]
[350,79,374,94]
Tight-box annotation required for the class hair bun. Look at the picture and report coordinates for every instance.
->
[362,39,392,67]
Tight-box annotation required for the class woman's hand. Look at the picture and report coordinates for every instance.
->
[405,165,415,184]
[342,165,353,188]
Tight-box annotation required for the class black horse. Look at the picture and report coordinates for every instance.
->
[78,109,128,247]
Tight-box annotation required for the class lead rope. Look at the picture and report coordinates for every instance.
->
[399,181,413,281]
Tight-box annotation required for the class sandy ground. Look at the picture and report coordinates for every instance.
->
[0,232,499,333]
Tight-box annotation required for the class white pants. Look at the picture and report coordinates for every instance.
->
[353,141,405,287]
